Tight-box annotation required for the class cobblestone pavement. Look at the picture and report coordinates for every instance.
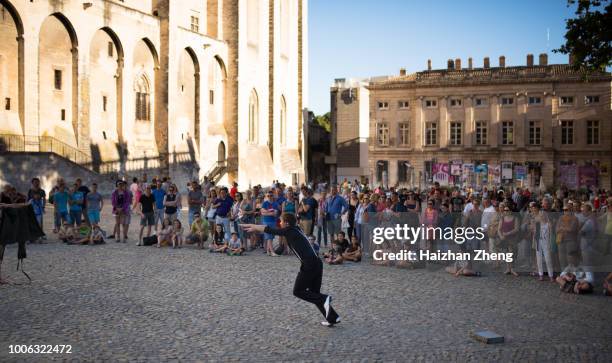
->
[1,206,611,362]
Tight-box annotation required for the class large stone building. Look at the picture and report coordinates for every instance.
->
[330,55,612,191]
[0,0,307,188]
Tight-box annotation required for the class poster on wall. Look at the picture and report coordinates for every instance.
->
[462,163,474,186]
[433,163,450,186]
[557,165,578,189]
[475,164,488,184]
[450,161,462,176]
[501,162,513,181]
[514,165,527,180]
[578,165,598,188]
[488,164,501,185]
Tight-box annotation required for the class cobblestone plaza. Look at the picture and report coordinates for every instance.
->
[1,207,611,361]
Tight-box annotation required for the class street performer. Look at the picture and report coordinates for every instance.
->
[241,213,341,327]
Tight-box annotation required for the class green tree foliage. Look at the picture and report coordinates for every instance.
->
[555,0,612,70]
[314,112,331,132]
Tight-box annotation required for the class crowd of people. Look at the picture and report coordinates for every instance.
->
[1,175,612,296]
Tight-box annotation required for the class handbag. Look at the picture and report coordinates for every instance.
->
[143,235,158,246]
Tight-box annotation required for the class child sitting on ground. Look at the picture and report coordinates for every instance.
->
[308,235,320,256]
[556,252,594,294]
[342,235,362,262]
[227,232,245,255]
[171,219,184,249]
[209,224,228,253]
[59,221,75,243]
[156,218,174,248]
[186,212,209,249]
[89,224,105,245]
[323,240,344,265]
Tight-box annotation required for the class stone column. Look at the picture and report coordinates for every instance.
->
[22,30,39,151]
[223,0,239,181]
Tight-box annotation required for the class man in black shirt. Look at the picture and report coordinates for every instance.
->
[241,213,341,326]
[137,186,156,245]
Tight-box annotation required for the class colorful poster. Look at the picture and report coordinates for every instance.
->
[462,163,474,186]
[432,163,450,186]
[557,165,578,189]
[488,164,501,185]
[475,163,488,184]
[578,165,598,188]
[450,161,462,176]
[514,165,527,180]
[501,162,513,181]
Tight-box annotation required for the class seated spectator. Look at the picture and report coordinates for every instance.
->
[171,220,184,249]
[186,212,209,249]
[342,235,362,262]
[210,224,228,253]
[156,218,174,248]
[323,240,344,265]
[227,232,245,256]
[445,261,480,277]
[603,272,612,296]
[556,252,594,294]
[308,235,320,256]
[69,222,92,245]
[58,221,74,243]
[89,224,106,245]
[335,231,349,254]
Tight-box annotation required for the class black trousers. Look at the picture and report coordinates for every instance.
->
[293,258,338,322]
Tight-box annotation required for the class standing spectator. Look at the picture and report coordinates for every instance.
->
[347,191,360,240]
[603,196,612,255]
[152,179,166,228]
[163,184,180,222]
[205,188,218,240]
[52,183,70,231]
[325,185,349,242]
[316,191,328,247]
[111,181,132,243]
[230,181,238,199]
[28,190,45,240]
[137,185,156,245]
[261,190,280,256]
[298,188,317,236]
[555,204,579,269]
[86,183,104,226]
[213,187,234,242]
[532,205,554,282]
[75,178,90,224]
[187,181,205,226]
[68,183,84,226]
[28,178,46,233]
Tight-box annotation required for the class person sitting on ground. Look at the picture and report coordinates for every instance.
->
[186,212,209,249]
[68,222,91,244]
[308,235,320,256]
[227,232,245,256]
[323,240,344,265]
[556,251,595,294]
[171,219,183,249]
[445,260,480,277]
[58,221,75,243]
[341,235,362,262]
[89,224,106,245]
[209,224,228,253]
[335,231,349,254]
[156,218,174,248]
[603,272,612,296]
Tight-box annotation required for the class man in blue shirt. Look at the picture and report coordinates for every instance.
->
[261,190,280,256]
[325,185,348,241]
[213,187,234,241]
[68,183,84,226]
[152,179,166,228]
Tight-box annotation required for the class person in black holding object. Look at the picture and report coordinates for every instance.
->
[241,213,341,327]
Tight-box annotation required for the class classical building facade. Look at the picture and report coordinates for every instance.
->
[0,0,307,187]
[331,55,612,190]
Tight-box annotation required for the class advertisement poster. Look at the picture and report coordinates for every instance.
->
[462,163,474,186]
[488,164,500,185]
[514,165,527,180]
[501,162,513,181]
[432,163,450,186]
[557,165,578,189]
[450,161,462,176]
[475,163,488,184]
[578,165,598,188]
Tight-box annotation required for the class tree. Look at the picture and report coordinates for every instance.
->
[314,112,331,133]
[554,0,612,71]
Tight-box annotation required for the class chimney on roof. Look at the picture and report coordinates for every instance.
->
[455,58,461,70]
[399,68,406,76]
[527,54,534,67]
[539,53,548,66]
[484,57,490,69]
[499,56,506,68]
[468,57,473,70]
[568,52,575,65]
[427,59,432,71]
[447,59,454,70]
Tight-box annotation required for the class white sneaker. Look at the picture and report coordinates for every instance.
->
[321,321,334,327]
[324,296,332,320]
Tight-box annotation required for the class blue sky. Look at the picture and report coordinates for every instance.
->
[308,0,577,115]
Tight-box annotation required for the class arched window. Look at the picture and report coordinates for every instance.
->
[134,73,150,121]
[280,95,287,145]
[248,89,258,143]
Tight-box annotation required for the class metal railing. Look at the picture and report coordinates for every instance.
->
[1,133,91,165]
